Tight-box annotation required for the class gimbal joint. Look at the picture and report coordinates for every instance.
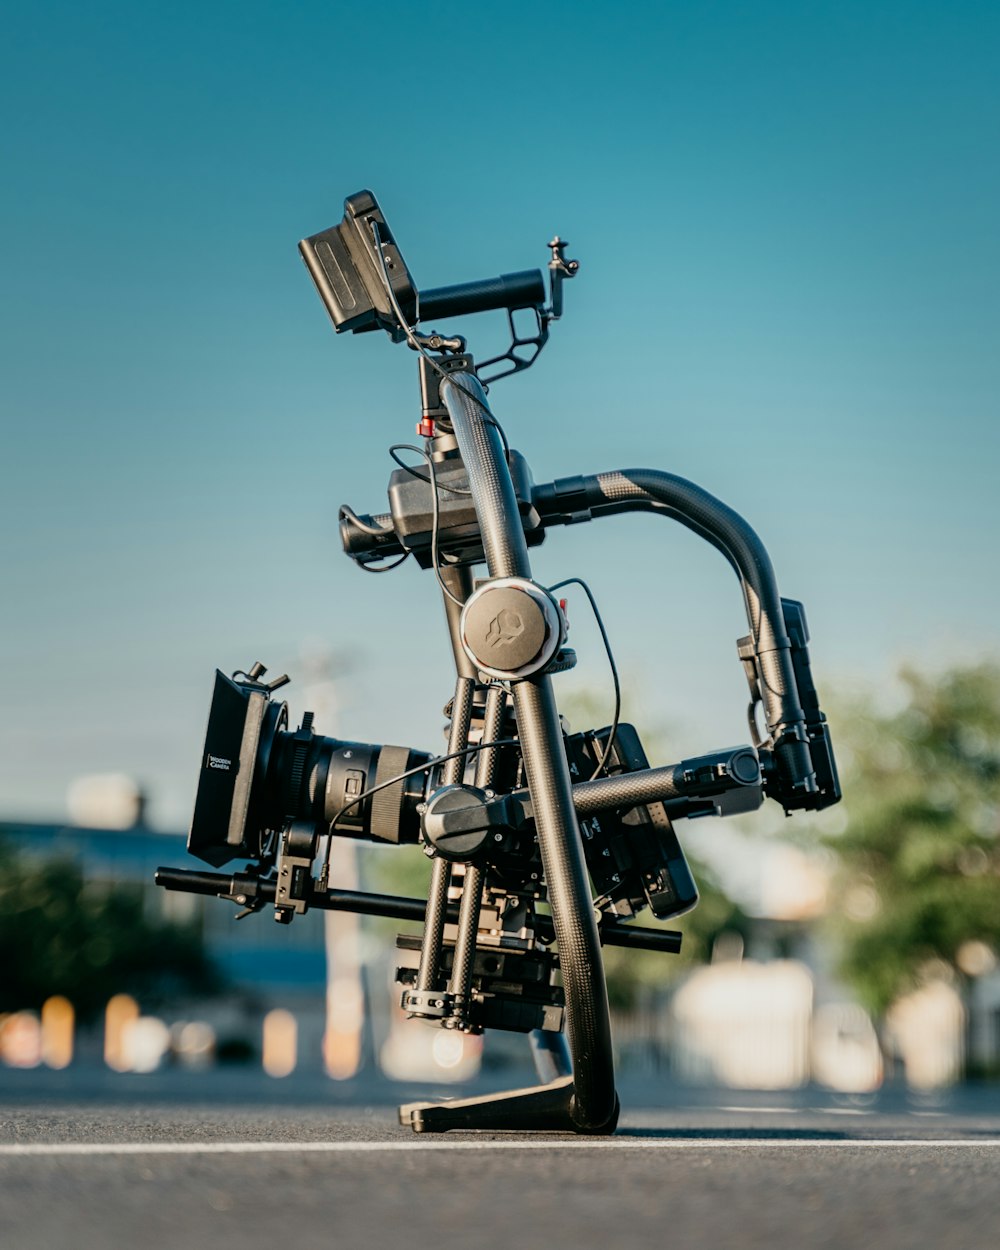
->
[460,577,565,680]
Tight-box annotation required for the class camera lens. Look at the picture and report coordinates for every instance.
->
[188,670,431,867]
[267,731,431,845]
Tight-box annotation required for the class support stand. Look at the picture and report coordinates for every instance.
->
[398,1075,619,1135]
[397,1026,618,1135]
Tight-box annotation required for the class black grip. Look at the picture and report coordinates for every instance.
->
[600,924,683,955]
[339,511,405,560]
[154,868,682,953]
[155,867,235,896]
[418,269,545,322]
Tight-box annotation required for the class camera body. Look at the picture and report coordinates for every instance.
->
[187,667,698,930]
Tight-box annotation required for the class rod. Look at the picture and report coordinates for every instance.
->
[154,871,683,954]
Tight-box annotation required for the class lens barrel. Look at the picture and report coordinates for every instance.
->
[187,670,430,867]
[269,731,430,845]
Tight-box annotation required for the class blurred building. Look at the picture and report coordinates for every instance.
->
[1,818,331,1064]
[0,818,482,1083]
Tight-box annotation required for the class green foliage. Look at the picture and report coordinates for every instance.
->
[823,662,1000,1015]
[0,839,220,1021]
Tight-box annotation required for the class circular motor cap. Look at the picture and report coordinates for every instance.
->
[729,749,762,785]
[460,577,565,680]
[422,784,493,862]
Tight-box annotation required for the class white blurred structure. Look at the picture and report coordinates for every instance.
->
[40,996,75,1069]
[302,646,369,1081]
[0,1012,42,1068]
[885,980,965,1090]
[671,959,814,1088]
[323,841,365,1080]
[171,1020,216,1069]
[120,1016,172,1073]
[380,1015,483,1083]
[67,774,146,829]
[262,1008,298,1077]
[379,955,483,1083]
[104,994,140,1071]
[811,1002,883,1093]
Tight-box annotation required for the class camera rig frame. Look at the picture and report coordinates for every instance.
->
[156,190,840,1134]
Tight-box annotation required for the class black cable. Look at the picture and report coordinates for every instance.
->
[319,736,519,880]
[338,504,390,537]
[388,444,471,495]
[488,412,511,462]
[370,220,517,585]
[425,448,466,608]
[547,576,621,781]
[353,552,411,574]
[338,505,411,572]
[370,220,508,439]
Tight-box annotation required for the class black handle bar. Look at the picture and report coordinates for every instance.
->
[338,467,827,808]
[154,868,683,954]
[419,270,546,322]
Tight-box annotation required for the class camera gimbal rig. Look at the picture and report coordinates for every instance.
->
[156,190,840,1134]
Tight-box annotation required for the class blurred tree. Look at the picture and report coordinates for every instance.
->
[823,662,1000,1016]
[0,840,220,1021]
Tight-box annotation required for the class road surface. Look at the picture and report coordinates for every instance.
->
[2,1068,998,1249]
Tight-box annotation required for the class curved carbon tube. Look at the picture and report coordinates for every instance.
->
[340,462,817,801]
[441,373,618,1133]
[535,470,816,797]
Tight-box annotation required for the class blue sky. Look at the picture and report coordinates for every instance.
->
[2,0,998,832]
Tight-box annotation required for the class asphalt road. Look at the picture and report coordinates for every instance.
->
[3,1072,1000,1250]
